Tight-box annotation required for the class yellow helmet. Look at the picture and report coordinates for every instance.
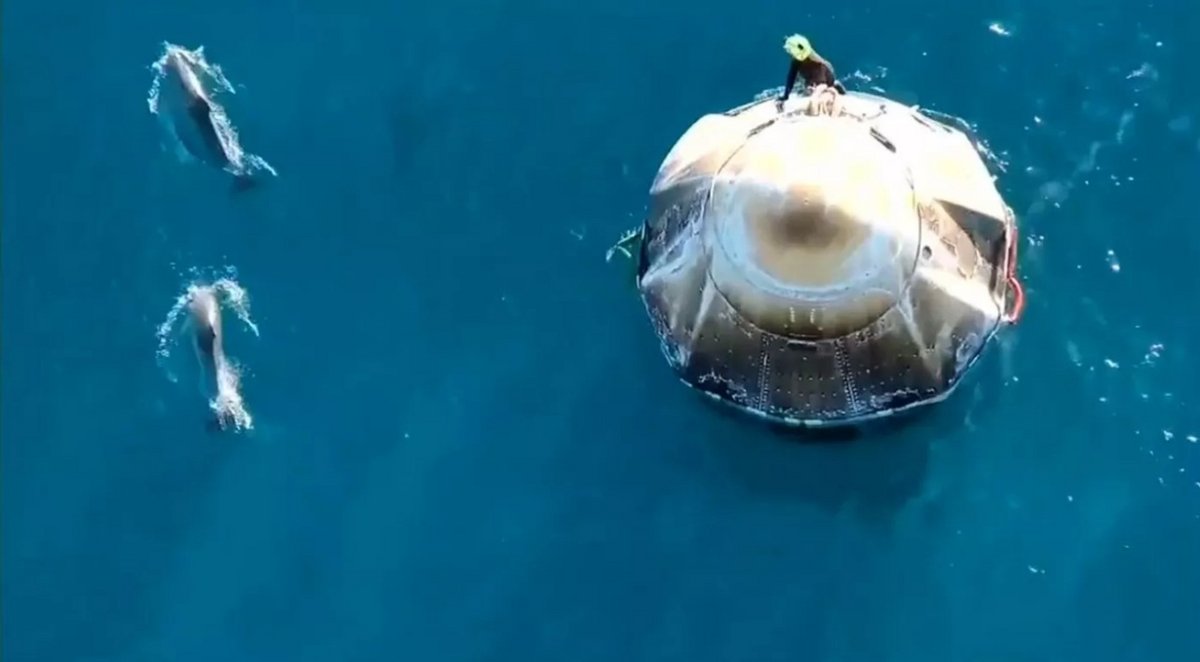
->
[784,34,813,61]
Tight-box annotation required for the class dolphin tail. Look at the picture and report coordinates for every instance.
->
[230,173,261,196]
[206,409,236,434]
[205,412,225,434]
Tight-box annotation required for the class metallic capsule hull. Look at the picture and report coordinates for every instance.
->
[636,91,1021,427]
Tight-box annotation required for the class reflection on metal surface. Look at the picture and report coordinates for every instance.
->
[635,91,1024,427]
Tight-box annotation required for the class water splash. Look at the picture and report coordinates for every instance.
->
[147,42,277,179]
[207,349,254,433]
[156,267,259,432]
[147,45,236,115]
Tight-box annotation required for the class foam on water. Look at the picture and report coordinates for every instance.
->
[146,42,278,179]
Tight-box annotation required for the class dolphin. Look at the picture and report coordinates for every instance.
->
[162,46,259,192]
[187,286,234,430]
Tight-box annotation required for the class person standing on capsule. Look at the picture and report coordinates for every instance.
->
[776,34,846,111]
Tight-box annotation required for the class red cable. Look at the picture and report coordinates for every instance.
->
[1003,225,1026,324]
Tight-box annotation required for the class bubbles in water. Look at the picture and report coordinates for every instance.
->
[209,353,254,432]
[1126,63,1159,81]
[1143,343,1164,365]
[988,22,1012,37]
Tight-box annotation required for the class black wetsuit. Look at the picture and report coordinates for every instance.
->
[780,53,847,102]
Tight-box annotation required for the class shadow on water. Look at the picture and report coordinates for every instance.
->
[693,371,995,528]
[697,403,929,524]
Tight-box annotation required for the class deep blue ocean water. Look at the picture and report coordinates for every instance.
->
[4,1,1200,660]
